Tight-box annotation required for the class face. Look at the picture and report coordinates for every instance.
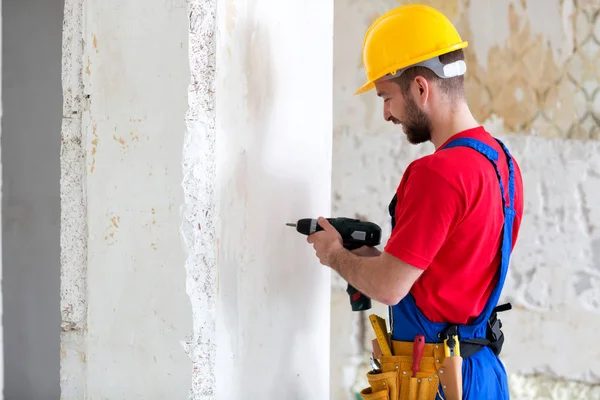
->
[375,79,432,145]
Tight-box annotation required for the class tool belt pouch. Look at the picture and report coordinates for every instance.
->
[360,356,439,400]
[438,356,463,400]
[360,370,397,400]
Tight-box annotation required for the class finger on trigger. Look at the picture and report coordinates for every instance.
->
[317,216,328,229]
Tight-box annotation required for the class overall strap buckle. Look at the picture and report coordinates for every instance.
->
[439,302,512,359]
[485,302,512,356]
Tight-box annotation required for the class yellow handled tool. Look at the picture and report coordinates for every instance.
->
[444,334,460,357]
[440,332,463,400]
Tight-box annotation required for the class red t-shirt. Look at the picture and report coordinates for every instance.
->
[384,126,524,324]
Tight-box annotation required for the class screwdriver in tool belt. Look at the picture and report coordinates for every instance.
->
[286,217,382,311]
[412,334,425,377]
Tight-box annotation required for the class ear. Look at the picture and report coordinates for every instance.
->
[413,76,430,106]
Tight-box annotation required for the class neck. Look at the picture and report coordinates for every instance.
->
[429,101,479,149]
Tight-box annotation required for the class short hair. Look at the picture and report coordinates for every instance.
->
[392,49,465,100]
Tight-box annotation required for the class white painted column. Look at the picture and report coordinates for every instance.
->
[61,0,332,398]
[61,0,192,398]
[186,0,333,398]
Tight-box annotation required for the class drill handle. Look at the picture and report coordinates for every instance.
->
[343,242,363,251]
[347,283,372,312]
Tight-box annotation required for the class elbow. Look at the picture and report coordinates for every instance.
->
[378,288,409,306]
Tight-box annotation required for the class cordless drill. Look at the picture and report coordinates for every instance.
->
[286,217,382,311]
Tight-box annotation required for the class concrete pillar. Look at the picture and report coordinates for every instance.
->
[60,0,332,397]
[61,0,192,398]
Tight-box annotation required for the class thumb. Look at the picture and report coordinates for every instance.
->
[317,217,334,231]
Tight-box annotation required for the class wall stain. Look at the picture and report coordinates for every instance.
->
[463,0,599,139]
[391,0,600,139]
[461,3,566,135]
[86,57,92,76]
[90,124,98,173]
[105,214,120,245]
[225,0,237,36]
[92,34,98,54]
[113,134,127,151]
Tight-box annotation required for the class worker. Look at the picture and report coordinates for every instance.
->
[307,4,524,400]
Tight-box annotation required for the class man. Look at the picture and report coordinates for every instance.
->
[307,4,524,400]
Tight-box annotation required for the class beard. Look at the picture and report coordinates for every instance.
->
[401,96,432,145]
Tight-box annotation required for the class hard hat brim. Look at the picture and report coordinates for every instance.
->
[354,41,469,95]
[354,81,375,95]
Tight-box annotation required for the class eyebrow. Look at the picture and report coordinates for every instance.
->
[377,91,386,97]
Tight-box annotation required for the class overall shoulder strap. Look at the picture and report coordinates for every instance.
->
[438,136,516,352]
[441,137,499,162]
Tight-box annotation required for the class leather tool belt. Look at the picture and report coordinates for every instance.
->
[360,303,511,400]
[360,340,448,400]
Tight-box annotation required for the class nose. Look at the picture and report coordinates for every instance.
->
[383,102,393,122]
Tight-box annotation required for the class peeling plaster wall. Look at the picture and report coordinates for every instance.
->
[61,0,193,397]
[183,0,218,396]
[211,0,334,398]
[332,0,600,399]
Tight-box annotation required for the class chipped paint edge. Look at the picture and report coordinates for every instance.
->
[59,0,88,398]
[181,1,218,398]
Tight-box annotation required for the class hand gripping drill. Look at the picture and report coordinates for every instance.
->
[286,217,382,311]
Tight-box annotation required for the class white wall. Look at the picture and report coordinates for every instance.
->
[61,0,193,397]
[211,0,334,398]
[332,0,600,399]
[61,0,333,398]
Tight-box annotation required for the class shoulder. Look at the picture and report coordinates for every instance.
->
[398,154,466,201]
[402,147,481,188]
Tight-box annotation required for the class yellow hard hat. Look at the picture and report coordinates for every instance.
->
[355,4,468,95]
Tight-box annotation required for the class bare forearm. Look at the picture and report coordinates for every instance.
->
[329,247,408,306]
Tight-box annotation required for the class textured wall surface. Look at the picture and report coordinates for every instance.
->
[3,0,62,397]
[60,0,193,397]
[183,0,217,397]
[61,0,334,398]
[212,0,333,398]
[331,0,600,399]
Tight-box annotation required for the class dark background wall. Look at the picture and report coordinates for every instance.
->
[2,0,64,397]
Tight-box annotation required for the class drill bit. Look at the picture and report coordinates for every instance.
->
[285,223,297,227]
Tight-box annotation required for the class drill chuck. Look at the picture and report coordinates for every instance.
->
[295,218,320,235]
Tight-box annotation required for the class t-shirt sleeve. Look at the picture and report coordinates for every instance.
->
[384,164,465,270]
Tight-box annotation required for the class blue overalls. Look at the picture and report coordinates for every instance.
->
[388,137,515,399]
